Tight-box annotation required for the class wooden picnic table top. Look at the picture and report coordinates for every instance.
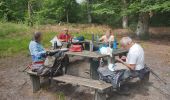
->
[66,50,107,58]
[65,49,128,58]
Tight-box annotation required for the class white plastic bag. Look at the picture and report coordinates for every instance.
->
[50,37,62,47]
[99,47,113,57]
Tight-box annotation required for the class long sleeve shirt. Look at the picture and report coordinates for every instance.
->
[29,40,46,62]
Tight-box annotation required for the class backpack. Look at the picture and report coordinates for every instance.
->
[98,69,130,89]
[37,51,67,77]
[76,36,84,41]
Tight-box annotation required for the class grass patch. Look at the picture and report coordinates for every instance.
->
[56,92,65,100]
[0,22,31,57]
[0,22,30,37]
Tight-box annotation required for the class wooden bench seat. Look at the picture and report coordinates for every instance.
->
[53,75,112,100]
[53,75,112,91]
[27,70,113,100]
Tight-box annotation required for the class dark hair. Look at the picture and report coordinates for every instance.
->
[33,32,42,42]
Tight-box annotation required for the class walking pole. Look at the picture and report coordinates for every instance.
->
[148,67,167,85]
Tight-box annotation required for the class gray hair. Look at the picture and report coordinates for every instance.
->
[120,37,132,46]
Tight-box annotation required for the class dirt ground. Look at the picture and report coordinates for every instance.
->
[0,40,170,100]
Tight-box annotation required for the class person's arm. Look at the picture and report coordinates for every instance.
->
[99,35,104,42]
[110,35,114,42]
[116,58,136,70]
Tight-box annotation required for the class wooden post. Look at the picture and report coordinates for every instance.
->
[29,75,40,93]
[94,89,106,100]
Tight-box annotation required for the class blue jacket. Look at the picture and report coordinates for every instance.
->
[29,40,46,62]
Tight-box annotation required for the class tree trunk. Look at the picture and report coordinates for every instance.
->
[87,0,92,23]
[28,1,33,26]
[122,16,128,28]
[66,10,69,23]
[122,0,128,28]
[136,12,150,39]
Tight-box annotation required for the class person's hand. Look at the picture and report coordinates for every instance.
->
[121,56,126,59]
[120,56,126,62]
[115,58,124,63]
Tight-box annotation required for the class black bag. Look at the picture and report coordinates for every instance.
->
[37,51,67,77]
[98,69,130,89]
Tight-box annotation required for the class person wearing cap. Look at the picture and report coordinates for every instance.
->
[58,28,72,42]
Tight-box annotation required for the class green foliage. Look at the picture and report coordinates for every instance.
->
[0,0,170,26]
[0,22,30,57]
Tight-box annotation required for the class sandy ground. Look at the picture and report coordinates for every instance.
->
[0,41,170,100]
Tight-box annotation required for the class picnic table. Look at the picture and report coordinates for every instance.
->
[65,49,128,80]
[27,47,128,100]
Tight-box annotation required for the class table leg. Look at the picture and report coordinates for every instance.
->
[107,56,115,64]
[30,75,40,93]
[94,89,106,100]
[90,58,99,80]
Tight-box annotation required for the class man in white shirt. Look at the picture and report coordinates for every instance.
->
[116,37,145,70]
[98,36,145,75]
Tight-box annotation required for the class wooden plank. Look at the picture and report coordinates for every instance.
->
[53,75,112,91]
[66,50,108,58]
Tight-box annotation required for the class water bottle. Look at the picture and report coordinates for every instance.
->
[113,39,117,49]
[90,41,93,52]
[96,34,99,42]
[92,33,95,42]
[113,33,117,49]
[54,41,57,49]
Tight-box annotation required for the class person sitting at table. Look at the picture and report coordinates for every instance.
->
[29,32,67,72]
[98,36,145,93]
[99,29,114,43]
[98,36,145,72]
[116,36,145,71]
[58,28,72,42]
[29,32,46,71]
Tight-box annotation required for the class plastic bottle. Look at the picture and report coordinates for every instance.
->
[113,33,117,49]
[54,41,57,49]
[96,34,99,42]
[90,41,93,52]
[90,34,94,51]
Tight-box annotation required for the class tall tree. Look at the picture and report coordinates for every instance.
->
[87,0,92,23]
[128,0,170,39]
[122,0,128,28]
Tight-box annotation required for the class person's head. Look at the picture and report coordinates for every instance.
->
[33,32,42,43]
[63,28,68,34]
[120,37,134,49]
[106,29,112,38]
